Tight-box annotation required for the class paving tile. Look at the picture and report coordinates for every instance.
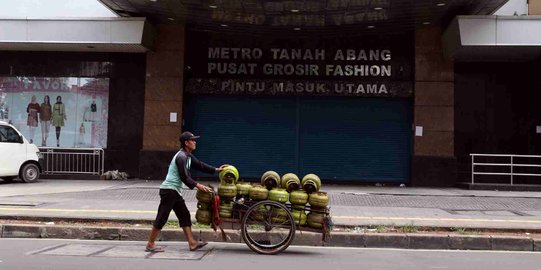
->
[448,235,491,250]
[94,245,150,258]
[491,236,533,251]
[148,245,210,260]
[40,244,112,256]
[408,234,449,249]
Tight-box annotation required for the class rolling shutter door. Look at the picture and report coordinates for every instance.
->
[184,95,412,183]
[298,97,412,183]
[183,95,298,178]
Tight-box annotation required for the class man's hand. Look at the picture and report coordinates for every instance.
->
[215,164,231,173]
[196,183,212,193]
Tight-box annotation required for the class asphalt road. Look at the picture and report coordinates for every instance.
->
[1,239,540,270]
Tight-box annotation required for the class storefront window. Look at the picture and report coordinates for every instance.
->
[0,76,109,148]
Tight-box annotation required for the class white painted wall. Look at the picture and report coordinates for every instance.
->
[0,0,117,18]
[0,19,144,43]
[494,0,528,15]
[456,16,541,46]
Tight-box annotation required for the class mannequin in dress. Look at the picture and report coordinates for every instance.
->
[39,95,52,146]
[26,95,40,144]
[51,96,67,147]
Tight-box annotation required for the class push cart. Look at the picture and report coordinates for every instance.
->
[210,198,331,255]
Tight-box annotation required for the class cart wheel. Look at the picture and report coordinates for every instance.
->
[241,200,295,255]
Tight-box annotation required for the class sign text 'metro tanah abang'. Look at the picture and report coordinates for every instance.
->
[207,47,392,77]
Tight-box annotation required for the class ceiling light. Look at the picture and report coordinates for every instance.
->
[149,0,157,2]
[221,24,228,27]
[374,7,383,11]
[422,21,430,25]
[291,9,299,12]
[367,25,375,29]
[209,5,218,9]
[293,27,301,31]
[436,3,446,7]
[168,17,175,21]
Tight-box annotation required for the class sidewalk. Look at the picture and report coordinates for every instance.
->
[1,179,541,251]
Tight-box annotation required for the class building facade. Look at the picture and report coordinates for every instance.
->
[1,0,539,186]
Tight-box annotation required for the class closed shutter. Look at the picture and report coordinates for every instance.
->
[298,97,412,183]
[184,95,412,183]
[183,95,298,179]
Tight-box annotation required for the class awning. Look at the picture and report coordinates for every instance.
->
[443,15,541,62]
[99,0,508,36]
[0,17,155,52]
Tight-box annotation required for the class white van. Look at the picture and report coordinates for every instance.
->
[0,121,42,183]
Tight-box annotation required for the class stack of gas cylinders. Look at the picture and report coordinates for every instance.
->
[195,166,329,229]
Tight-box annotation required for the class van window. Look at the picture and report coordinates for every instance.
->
[0,126,21,143]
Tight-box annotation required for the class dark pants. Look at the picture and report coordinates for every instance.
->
[55,127,61,140]
[153,189,192,229]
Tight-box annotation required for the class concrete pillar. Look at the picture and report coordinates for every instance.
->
[139,24,185,179]
[412,26,456,186]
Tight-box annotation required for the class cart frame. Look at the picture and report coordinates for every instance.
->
[210,198,331,255]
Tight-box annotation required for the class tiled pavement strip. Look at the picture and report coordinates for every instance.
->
[2,180,541,253]
[1,180,541,230]
[9,187,541,211]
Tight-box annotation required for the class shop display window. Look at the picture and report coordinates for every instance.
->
[0,77,109,148]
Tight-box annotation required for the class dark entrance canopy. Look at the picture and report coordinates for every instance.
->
[99,0,507,36]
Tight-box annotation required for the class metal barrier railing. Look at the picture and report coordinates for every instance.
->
[470,153,541,185]
[39,147,104,175]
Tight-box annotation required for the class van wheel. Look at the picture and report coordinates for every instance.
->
[20,164,40,183]
[2,177,14,183]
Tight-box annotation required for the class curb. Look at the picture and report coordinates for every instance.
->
[1,224,539,252]
[4,215,541,234]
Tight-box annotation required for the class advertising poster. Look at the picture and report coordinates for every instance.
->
[0,77,109,148]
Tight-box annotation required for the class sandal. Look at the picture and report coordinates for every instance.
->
[189,242,208,251]
[145,246,165,253]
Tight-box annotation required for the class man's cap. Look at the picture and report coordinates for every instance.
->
[179,131,200,142]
